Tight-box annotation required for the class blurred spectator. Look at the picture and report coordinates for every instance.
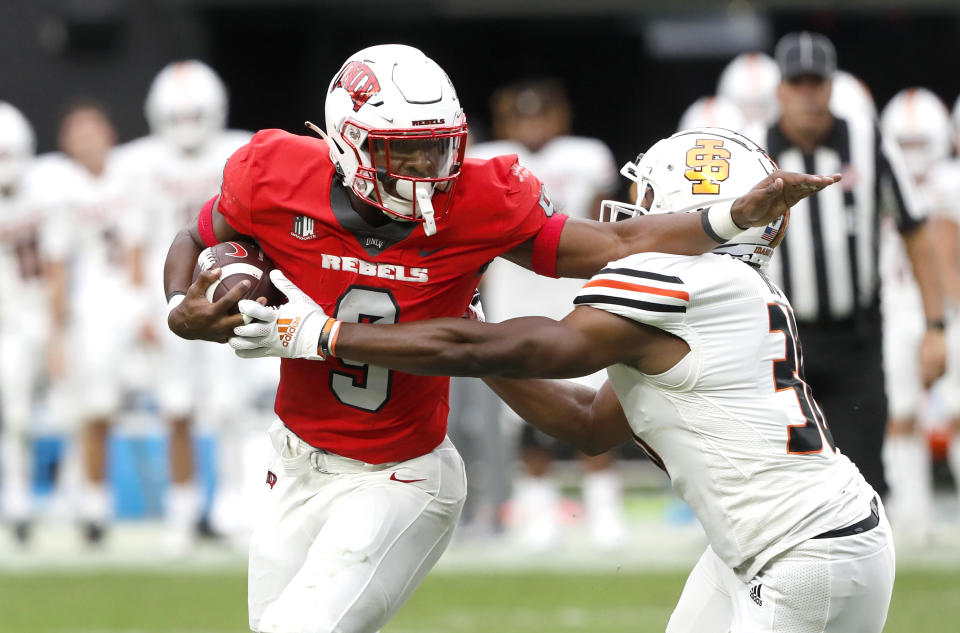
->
[756,32,945,497]
[124,59,275,554]
[0,102,48,545]
[879,87,952,538]
[469,79,623,549]
[44,98,143,545]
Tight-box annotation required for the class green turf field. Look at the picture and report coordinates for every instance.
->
[0,568,957,632]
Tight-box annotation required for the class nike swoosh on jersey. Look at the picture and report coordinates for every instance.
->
[390,473,427,483]
[419,246,445,257]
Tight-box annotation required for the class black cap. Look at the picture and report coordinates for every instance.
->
[775,32,837,80]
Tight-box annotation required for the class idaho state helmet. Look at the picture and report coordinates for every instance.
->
[602,128,785,269]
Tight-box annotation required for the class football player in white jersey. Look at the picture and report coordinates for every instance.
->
[124,59,274,552]
[44,99,145,544]
[0,102,53,544]
[677,95,745,133]
[469,78,623,549]
[310,128,891,633]
[716,52,780,135]
[878,87,952,539]
[926,95,960,512]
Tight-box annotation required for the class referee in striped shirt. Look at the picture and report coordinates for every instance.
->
[754,32,946,496]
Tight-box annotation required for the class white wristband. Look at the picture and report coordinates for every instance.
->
[167,293,186,315]
[706,205,745,242]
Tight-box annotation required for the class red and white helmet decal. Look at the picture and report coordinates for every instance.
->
[330,62,381,112]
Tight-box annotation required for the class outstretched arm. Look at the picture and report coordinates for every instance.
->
[483,377,632,455]
[503,170,841,279]
[331,303,687,379]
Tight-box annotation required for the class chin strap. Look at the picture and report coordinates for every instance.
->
[417,187,437,236]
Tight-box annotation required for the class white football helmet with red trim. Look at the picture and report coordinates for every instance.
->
[880,87,951,180]
[323,44,467,236]
[717,53,780,126]
[145,60,228,153]
[0,101,35,190]
[602,128,784,268]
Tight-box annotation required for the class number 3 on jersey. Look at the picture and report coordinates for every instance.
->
[330,286,398,412]
[767,303,836,454]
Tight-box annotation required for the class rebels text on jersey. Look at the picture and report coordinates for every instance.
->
[213,129,555,463]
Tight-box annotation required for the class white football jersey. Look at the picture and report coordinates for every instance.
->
[39,151,143,316]
[927,159,960,224]
[576,252,875,580]
[121,129,251,290]
[0,162,54,334]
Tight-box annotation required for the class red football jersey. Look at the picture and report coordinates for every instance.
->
[216,129,554,463]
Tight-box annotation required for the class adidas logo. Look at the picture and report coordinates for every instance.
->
[278,317,301,347]
[749,583,763,607]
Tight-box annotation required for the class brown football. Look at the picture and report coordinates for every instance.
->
[192,240,283,312]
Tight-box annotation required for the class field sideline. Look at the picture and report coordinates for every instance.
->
[1,568,957,633]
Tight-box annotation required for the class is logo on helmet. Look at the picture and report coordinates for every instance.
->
[684,139,731,194]
[331,61,381,112]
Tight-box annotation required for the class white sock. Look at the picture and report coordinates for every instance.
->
[511,476,560,549]
[583,470,626,548]
[883,433,933,532]
[1,432,31,521]
[166,483,201,532]
[79,482,111,524]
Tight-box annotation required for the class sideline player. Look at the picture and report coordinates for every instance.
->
[0,102,50,544]
[470,78,622,549]
[878,87,953,538]
[280,128,892,633]
[44,100,144,544]
[166,45,838,633]
[125,60,270,552]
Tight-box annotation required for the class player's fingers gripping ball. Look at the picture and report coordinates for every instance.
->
[229,270,337,361]
[192,240,283,313]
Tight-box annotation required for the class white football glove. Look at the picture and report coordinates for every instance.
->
[229,270,335,360]
[463,288,485,322]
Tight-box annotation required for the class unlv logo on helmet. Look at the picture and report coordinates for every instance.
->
[331,61,381,112]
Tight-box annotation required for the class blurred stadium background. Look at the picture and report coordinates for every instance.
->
[3,1,960,631]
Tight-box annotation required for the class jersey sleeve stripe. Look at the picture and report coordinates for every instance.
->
[574,293,687,313]
[598,267,684,284]
[582,278,690,301]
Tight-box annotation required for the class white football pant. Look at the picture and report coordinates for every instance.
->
[249,420,466,633]
[666,500,895,633]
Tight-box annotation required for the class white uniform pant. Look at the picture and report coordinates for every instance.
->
[666,502,895,633]
[249,420,467,633]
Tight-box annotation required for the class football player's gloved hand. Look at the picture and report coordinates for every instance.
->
[463,288,485,322]
[229,270,337,360]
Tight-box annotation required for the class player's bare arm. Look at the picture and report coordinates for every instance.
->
[163,205,250,343]
[333,303,689,379]
[483,376,632,455]
[502,169,841,278]
[902,220,947,386]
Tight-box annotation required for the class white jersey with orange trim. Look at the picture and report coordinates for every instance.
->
[575,251,875,581]
[121,131,253,417]
[122,130,251,289]
[0,162,55,337]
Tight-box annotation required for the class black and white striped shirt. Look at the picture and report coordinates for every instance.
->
[757,117,925,323]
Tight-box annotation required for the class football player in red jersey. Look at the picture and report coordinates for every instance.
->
[164,45,839,633]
